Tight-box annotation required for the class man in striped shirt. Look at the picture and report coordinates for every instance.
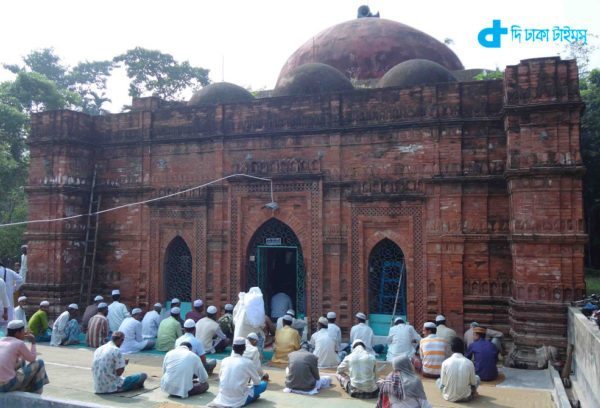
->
[419,321,450,378]
[87,303,109,348]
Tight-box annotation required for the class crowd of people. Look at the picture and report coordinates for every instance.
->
[0,284,504,406]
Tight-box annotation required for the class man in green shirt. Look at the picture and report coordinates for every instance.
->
[156,307,183,352]
[28,301,51,342]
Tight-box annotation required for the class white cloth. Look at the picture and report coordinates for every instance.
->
[436,324,457,344]
[242,340,264,376]
[233,289,265,339]
[20,254,27,283]
[161,346,208,398]
[14,306,28,330]
[175,332,206,357]
[389,395,433,408]
[283,376,331,395]
[0,267,24,321]
[336,345,377,392]
[270,292,293,319]
[350,322,374,351]
[108,301,130,333]
[195,317,225,353]
[142,310,161,339]
[50,310,70,346]
[386,323,422,361]
[327,322,342,351]
[310,328,340,368]
[439,353,479,402]
[0,279,10,320]
[118,317,148,354]
[209,353,261,408]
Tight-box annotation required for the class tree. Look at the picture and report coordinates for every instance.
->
[113,47,210,101]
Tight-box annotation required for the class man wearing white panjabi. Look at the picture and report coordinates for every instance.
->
[118,308,154,353]
[386,317,422,361]
[107,289,130,333]
[50,304,81,346]
[0,278,10,323]
[142,303,162,340]
[19,245,28,283]
[350,312,374,352]
[14,296,29,330]
[0,263,24,321]
[310,317,340,368]
[161,342,209,398]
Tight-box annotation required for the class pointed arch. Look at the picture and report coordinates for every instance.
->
[163,236,192,302]
[367,238,406,316]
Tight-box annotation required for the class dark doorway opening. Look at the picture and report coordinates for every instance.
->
[368,238,406,316]
[257,246,298,315]
[164,236,192,302]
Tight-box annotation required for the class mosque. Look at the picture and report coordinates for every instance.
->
[24,11,586,366]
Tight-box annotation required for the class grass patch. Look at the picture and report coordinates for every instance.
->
[585,268,600,295]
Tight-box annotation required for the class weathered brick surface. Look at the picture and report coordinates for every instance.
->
[23,57,586,361]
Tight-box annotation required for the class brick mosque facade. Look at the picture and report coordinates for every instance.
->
[23,16,586,366]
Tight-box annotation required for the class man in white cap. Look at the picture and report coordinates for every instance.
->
[326,311,343,352]
[208,337,267,407]
[108,289,130,333]
[156,307,183,352]
[386,317,421,361]
[87,302,109,348]
[176,318,216,374]
[14,296,28,330]
[310,316,340,368]
[270,290,293,321]
[161,341,209,398]
[185,299,205,322]
[50,303,81,346]
[142,303,163,340]
[119,308,154,353]
[242,333,269,381]
[271,314,301,364]
[196,305,230,353]
[218,303,235,341]
[0,261,24,322]
[0,319,49,394]
[336,339,378,399]
[28,301,51,342]
[170,298,184,326]
[350,312,374,353]
[419,321,450,378]
[82,295,104,332]
[435,315,457,343]
[285,341,322,392]
[19,245,28,283]
[276,309,308,336]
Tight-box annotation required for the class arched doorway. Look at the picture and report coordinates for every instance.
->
[368,239,406,319]
[246,218,306,316]
[164,236,192,302]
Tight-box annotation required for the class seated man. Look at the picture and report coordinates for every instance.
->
[310,316,340,368]
[156,307,183,352]
[81,295,104,332]
[185,299,205,322]
[195,305,230,353]
[243,333,269,381]
[466,327,499,381]
[326,311,343,352]
[218,303,235,341]
[387,317,421,361]
[337,339,379,399]
[286,342,322,392]
[419,322,450,379]
[437,337,479,402]
[176,319,216,375]
[92,331,148,394]
[350,313,374,353]
[119,308,155,353]
[161,342,209,398]
[209,337,268,407]
[87,303,109,348]
[142,303,162,341]
[434,315,457,344]
[271,315,301,365]
[377,356,432,408]
[28,300,52,342]
[464,321,503,351]
[50,303,81,346]
[0,320,49,394]
[14,296,28,330]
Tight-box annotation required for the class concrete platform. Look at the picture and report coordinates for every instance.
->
[10,345,558,408]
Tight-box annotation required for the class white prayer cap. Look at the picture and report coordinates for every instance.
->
[18,296,27,302]
[233,337,246,346]
[193,299,203,307]
[424,322,436,329]
[154,303,162,308]
[7,320,25,330]
[327,312,336,319]
[40,300,50,307]
[171,307,181,314]
[470,321,479,327]
[111,289,120,296]
[356,312,367,320]
[131,308,142,315]
[94,295,104,302]
[21,244,28,249]
[184,319,196,328]
[394,317,405,324]
[224,303,234,311]
[247,332,259,341]
[352,339,365,348]
[286,309,295,316]
[68,303,79,310]
[207,306,217,314]
[435,315,446,322]
[171,298,180,304]
[98,302,108,309]
[318,316,329,325]
[282,314,293,322]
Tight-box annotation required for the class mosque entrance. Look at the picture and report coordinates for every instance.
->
[246,218,306,316]
[163,236,192,302]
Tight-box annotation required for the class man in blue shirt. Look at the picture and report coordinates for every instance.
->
[465,327,498,381]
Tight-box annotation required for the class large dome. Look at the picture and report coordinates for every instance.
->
[277,18,463,87]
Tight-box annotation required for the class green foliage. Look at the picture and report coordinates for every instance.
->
[474,68,503,80]
[585,268,600,295]
[114,47,210,101]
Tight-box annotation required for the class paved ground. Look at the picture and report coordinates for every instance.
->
[35,344,557,408]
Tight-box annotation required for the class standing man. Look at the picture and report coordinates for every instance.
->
[118,308,154,353]
[14,296,28,330]
[310,316,340,368]
[195,305,230,353]
[176,319,216,375]
[108,289,130,334]
[271,315,301,364]
[50,303,81,346]
[438,337,479,402]
[92,331,147,394]
[87,303,109,348]
[435,315,457,343]
[81,295,104,332]
[208,337,268,407]
[218,303,235,341]
[0,278,9,324]
[28,301,51,342]
[156,307,183,352]
[350,312,374,353]
[19,245,28,283]
[337,339,379,399]
[0,262,24,321]
[185,299,204,322]
[326,311,343,352]
[270,291,293,321]
[466,327,499,381]
[286,342,321,392]
[142,303,162,341]
[419,322,450,379]
[161,342,209,398]
[386,317,421,361]
[0,320,49,394]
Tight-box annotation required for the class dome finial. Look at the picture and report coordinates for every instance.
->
[357,5,379,18]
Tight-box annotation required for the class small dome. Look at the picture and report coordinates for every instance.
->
[378,59,457,88]
[188,82,254,106]
[273,63,354,97]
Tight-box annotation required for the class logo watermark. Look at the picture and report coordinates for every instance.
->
[478,20,588,48]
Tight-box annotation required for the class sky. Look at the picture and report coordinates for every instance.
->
[1,0,599,112]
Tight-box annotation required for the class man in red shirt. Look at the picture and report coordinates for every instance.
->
[0,319,50,394]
